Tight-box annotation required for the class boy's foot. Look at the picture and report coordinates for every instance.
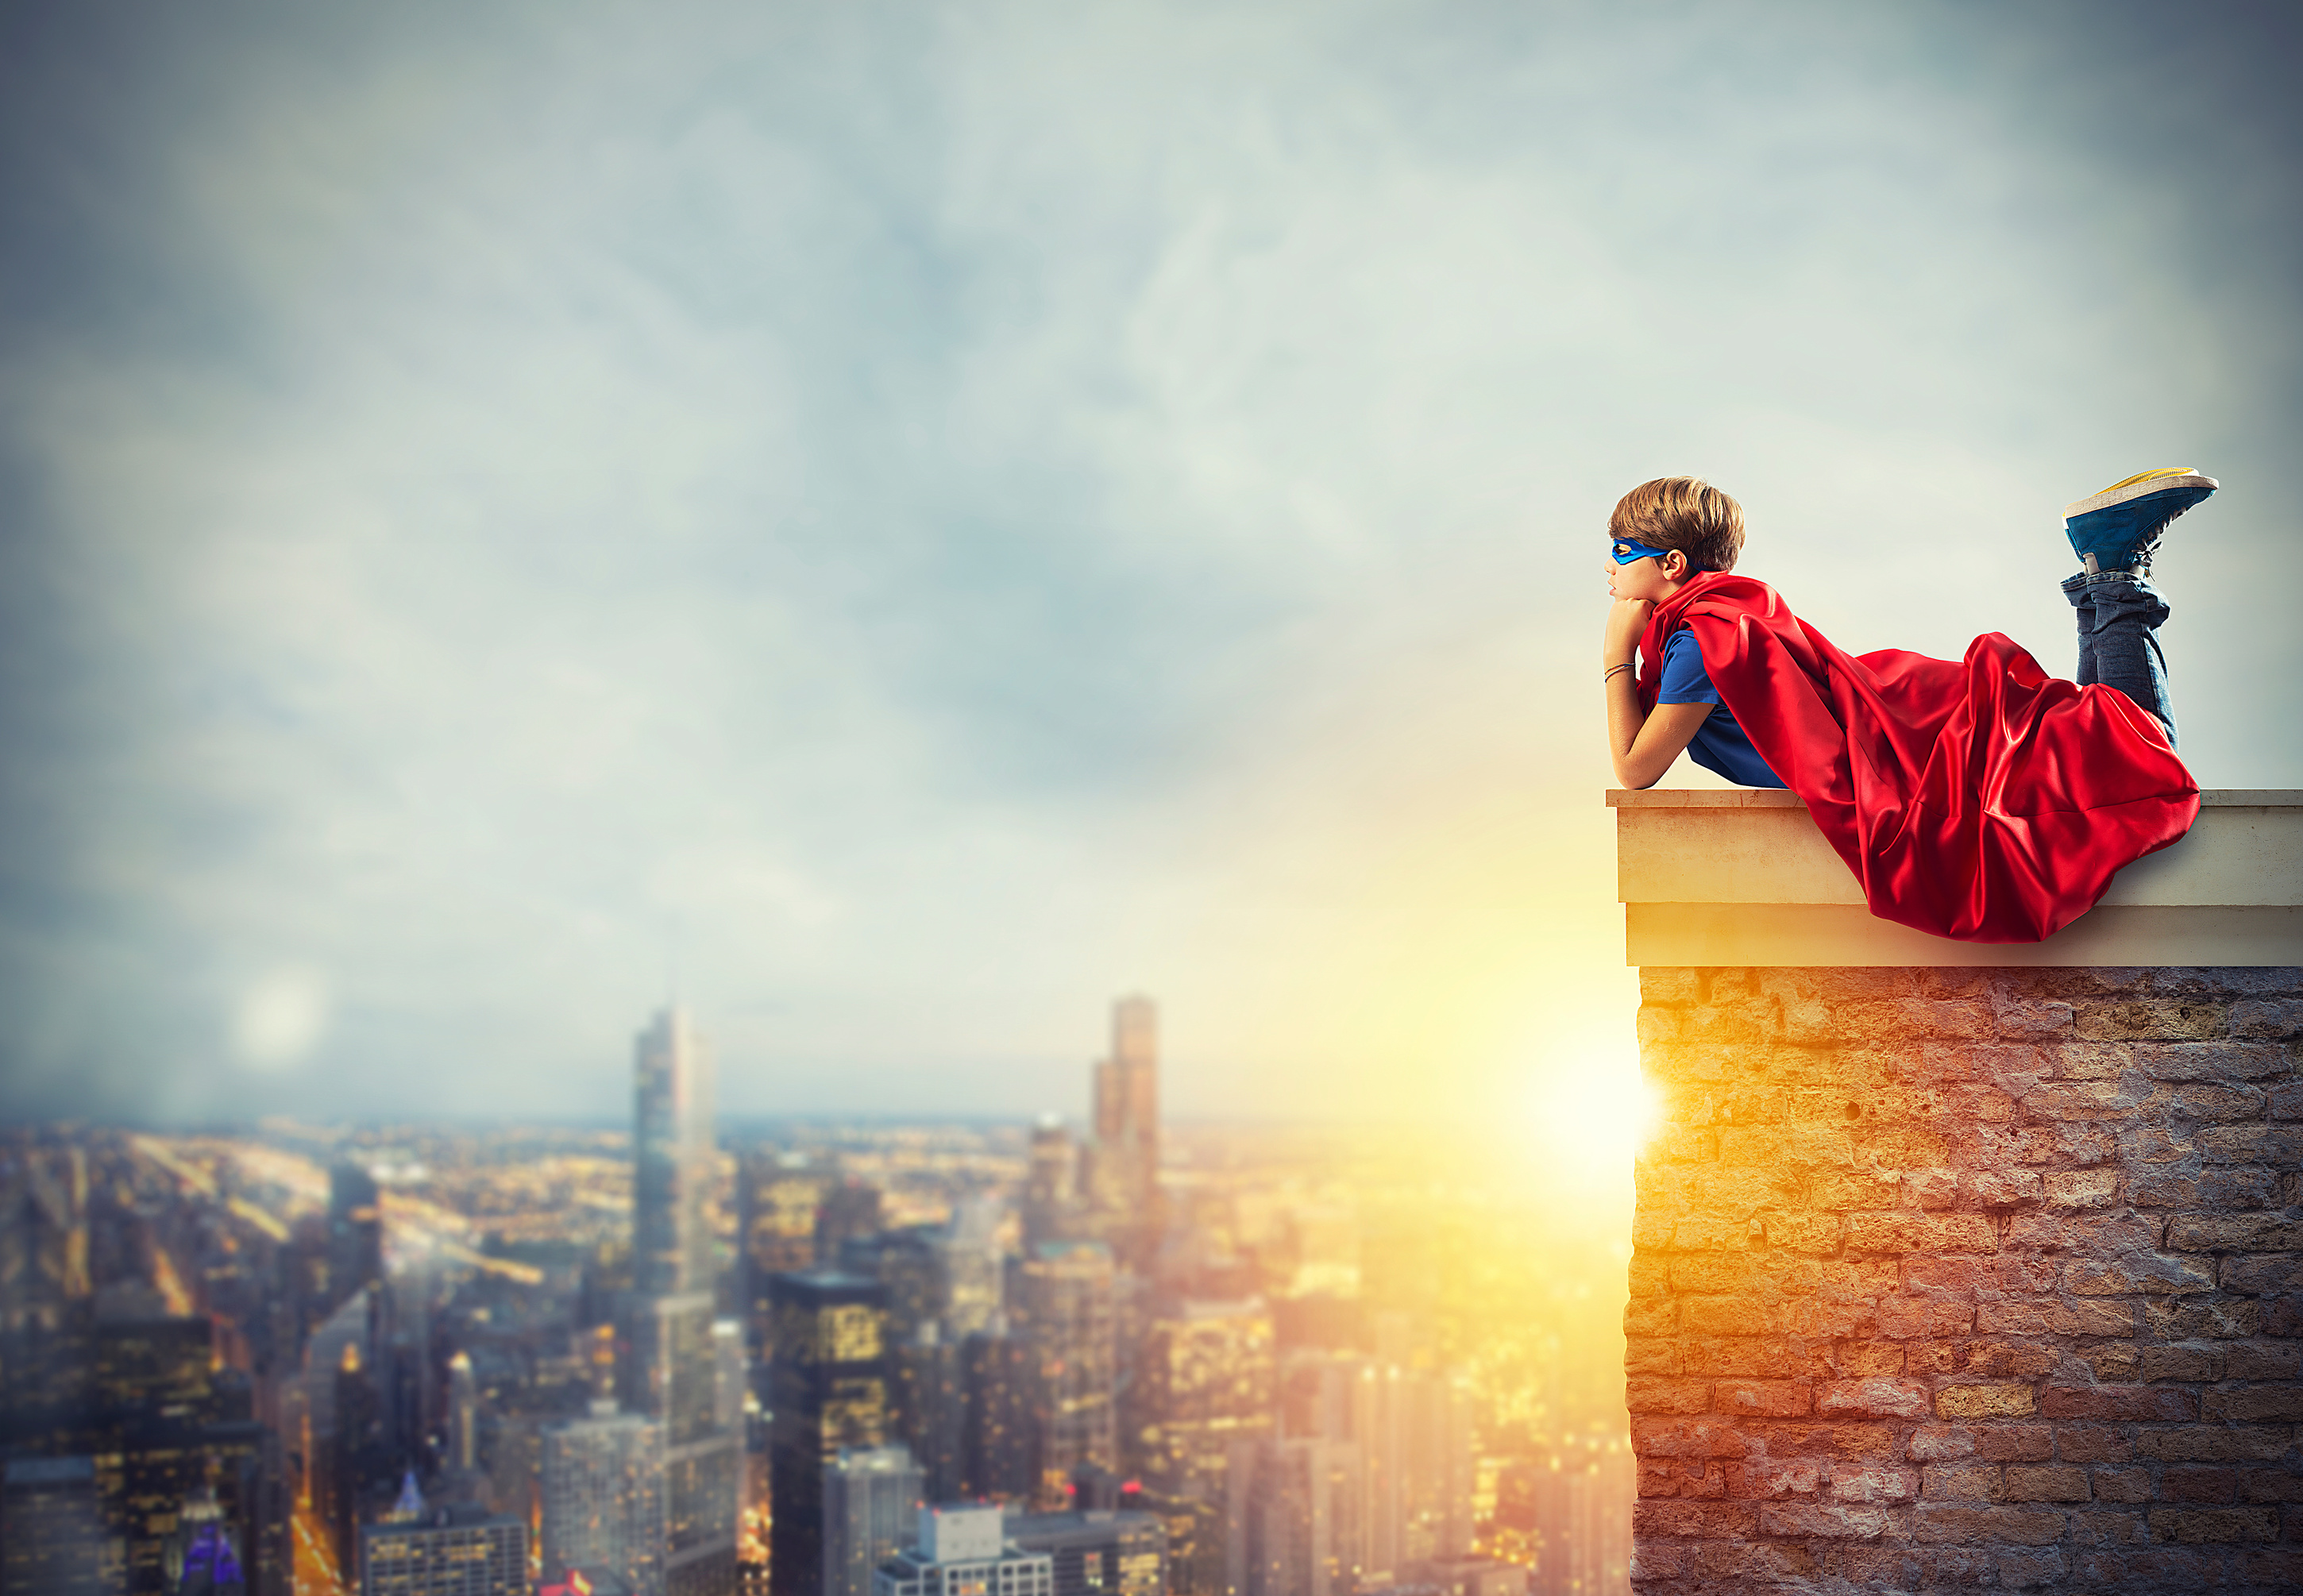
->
[2063,468,2216,579]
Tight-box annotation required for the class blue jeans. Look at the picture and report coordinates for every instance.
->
[2062,572,2175,749]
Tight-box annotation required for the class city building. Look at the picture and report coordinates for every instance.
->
[358,1502,527,1596]
[1,1455,111,1596]
[766,1270,891,1596]
[1240,1439,1360,1596]
[632,1009,716,1298]
[1005,1509,1166,1596]
[1084,1000,1159,1268]
[822,1445,924,1596]
[1011,1241,1117,1505]
[959,1328,1036,1502]
[328,1164,384,1313]
[1020,1121,1074,1253]
[542,1401,665,1595]
[875,1506,1052,1596]
[1126,1299,1275,1504]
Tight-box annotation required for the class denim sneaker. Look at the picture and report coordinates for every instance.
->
[2063,468,2216,579]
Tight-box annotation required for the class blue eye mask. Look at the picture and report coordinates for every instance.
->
[1610,537,1673,565]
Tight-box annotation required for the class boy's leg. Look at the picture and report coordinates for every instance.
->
[2061,468,2212,750]
[2064,573,2175,746]
[2062,576,2100,687]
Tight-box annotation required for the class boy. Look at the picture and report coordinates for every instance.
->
[1597,472,2212,943]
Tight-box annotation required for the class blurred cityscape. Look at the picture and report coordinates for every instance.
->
[0,998,1632,1596]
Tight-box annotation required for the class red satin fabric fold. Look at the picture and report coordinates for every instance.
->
[1635,572,2199,943]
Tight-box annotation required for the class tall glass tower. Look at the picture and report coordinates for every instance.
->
[634,1008,716,1297]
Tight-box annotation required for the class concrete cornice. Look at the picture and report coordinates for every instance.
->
[1611,788,2303,966]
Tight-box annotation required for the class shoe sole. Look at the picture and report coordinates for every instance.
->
[2062,470,2217,521]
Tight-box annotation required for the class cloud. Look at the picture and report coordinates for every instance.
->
[0,0,2297,1124]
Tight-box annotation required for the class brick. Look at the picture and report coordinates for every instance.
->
[1759,1212,1843,1254]
[2092,1466,2153,1502]
[1875,1296,1975,1338]
[1677,1296,1773,1336]
[1992,995,2074,1038]
[1834,1341,1905,1378]
[2127,1165,2285,1209]
[1624,1338,1680,1376]
[1976,1297,2134,1337]
[1815,1378,1931,1420]
[1828,1463,1917,1503]
[2162,1467,2238,1503]
[1683,1541,1821,1581]
[1901,1167,1959,1209]
[1714,1379,1809,1417]
[2146,1293,2262,1340]
[1638,1460,1725,1499]
[2043,1169,2119,1209]
[1676,1336,1803,1378]
[2158,1081,2269,1120]
[2203,1385,2303,1422]
[1921,1463,2002,1501]
[1911,1505,2067,1544]
[1965,1341,2057,1380]
[2229,998,2303,1038]
[1638,970,1703,1005]
[2002,1464,2089,1502]
[2202,1124,2303,1164]
[1961,1170,2042,1208]
[1626,1378,1712,1414]
[2134,1040,2289,1079]
[2223,1253,2303,1295]
[1935,1382,2037,1419]
[2038,1386,2197,1421]
[2054,1425,2131,1462]
[1630,1499,1758,1539]
[2079,1341,2138,1381]
[1630,1417,1749,1460]
[2076,1000,2228,1040]
[2227,1341,2303,1380]
[1720,1458,1819,1499]
[1622,1297,1674,1337]
[2145,1505,2280,1543]
[2135,1343,2224,1382]
[2239,1467,2303,1502]
[1976,1424,2054,1462]
[1760,1421,1902,1459]
[2019,1081,2145,1120]
[1759,1502,1888,1538]
[2063,1251,2216,1296]
[1994,1548,2065,1590]
[2270,1081,2303,1120]
[2134,1426,2294,1462]
[1909,1424,1976,1461]
[2239,1549,2303,1589]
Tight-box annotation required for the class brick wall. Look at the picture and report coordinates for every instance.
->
[1627,966,2303,1594]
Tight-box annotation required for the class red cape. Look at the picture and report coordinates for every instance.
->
[1637,572,2198,943]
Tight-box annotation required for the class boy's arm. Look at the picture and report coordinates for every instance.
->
[1605,598,1714,788]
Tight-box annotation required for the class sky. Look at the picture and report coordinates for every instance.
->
[1,0,2298,1131]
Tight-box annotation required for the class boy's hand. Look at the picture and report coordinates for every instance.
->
[1604,598,1653,668]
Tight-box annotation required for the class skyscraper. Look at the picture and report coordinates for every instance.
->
[1011,1242,1117,1505]
[627,1007,741,1596]
[1086,998,1160,1268]
[821,1445,924,1596]
[767,1271,892,1596]
[877,1506,1053,1596]
[358,1502,527,1596]
[328,1164,384,1313]
[634,1008,716,1298]
[541,1402,666,1594]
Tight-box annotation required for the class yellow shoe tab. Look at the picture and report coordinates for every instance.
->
[2096,468,2194,495]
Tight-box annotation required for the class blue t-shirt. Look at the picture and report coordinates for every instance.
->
[1657,630,1787,788]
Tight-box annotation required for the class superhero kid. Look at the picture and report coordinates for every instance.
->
[1599,471,2216,943]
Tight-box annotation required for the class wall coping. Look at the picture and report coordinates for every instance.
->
[1612,788,2303,966]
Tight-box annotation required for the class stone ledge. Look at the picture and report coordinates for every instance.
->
[1613,789,2303,967]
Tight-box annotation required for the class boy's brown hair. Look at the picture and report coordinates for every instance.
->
[1610,476,1745,573]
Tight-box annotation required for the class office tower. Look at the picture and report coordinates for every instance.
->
[737,1158,824,1364]
[446,1351,480,1475]
[1005,1509,1166,1596]
[822,1446,924,1596]
[358,1502,527,1596]
[1130,1300,1275,1490]
[171,1490,251,1596]
[766,1271,890,1596]
[1241,1439,1361,1596]
[1398,1370,1475,1566]
[329,1165,384,1311]
[1,1455,110,1595]
[1021,1121,1075,1252]
[1012,1243,1117,1505]
[1086,1000,1159,1267]
[815,1183,883,1261]
[937,1201,1004,1339]
[542,1402,666,1594]
[959,1329,1035,1502]
[877,1505,1053,1596]
[890,1326,965,1502]
[627,1008,743,1596]
[0,1143,93,1333]
[635,1008,716,1297]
